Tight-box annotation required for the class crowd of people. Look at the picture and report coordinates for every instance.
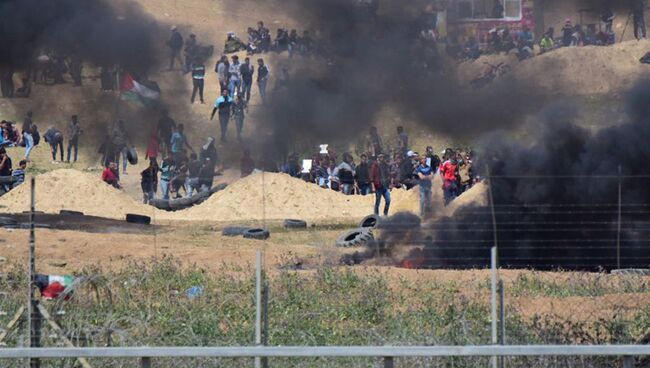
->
[448,1,646,62]
[279,126,477,217]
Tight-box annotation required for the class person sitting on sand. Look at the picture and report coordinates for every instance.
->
[102,162,121,189]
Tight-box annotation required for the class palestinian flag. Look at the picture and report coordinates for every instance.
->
[120,72,161,106]
[35,274,75,300]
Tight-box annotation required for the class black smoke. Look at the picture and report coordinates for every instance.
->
[261,0,550,160]
[0,0,158,72]
[383,82,650,271]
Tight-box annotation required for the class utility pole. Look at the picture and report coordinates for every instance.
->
[28,177,41,368]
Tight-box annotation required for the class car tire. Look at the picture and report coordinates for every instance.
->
[336,228,374,248]
[126,214,151,225]
[222,226,252,237]
[359,214,380,228]
[284,219,307,229]
[243,228,270,240]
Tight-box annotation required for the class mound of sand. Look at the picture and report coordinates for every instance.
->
[390,175,488,218]
[0,169,154,219]
[457,39,650,95]
[181,172,376,222]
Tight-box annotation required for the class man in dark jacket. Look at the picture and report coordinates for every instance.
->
[370,153,391,216]
[167,26,184,70]
[355,153,372,195]
[240,57,255,102]
[43,126,64,162]
[398,151,418,190]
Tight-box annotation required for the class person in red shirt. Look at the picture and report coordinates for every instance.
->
[439,154,458,205]
[102,162,121,189]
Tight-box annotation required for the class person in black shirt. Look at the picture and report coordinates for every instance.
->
[191,61,206,104]
[157,110,176,154]
[240,57,255,102]
[0,148,12,194]
[167,26,184,70]
[140,159,158,204]
[211,89,234,142]
[257,58,270,104]
[355,154,372,195]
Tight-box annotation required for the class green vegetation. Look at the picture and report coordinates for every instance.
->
[0,258,649,367]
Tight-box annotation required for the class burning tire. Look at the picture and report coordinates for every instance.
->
[243,228,270,240]
[125,214,151,225]
[359,214,379,228]
[284,219,307,229]
[222,226,252,237]
[336,228,374,248]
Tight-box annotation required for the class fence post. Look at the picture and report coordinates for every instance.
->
[255,251,262,368]
[383,356,394,368]
[623,356,633,368]
[140,357,151,368]
[617,165,622,269]
[498,279,506,368]
[262,280,269,368]
[491,246,498,368]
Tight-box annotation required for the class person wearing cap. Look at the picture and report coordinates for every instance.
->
[399,150,419,190]
[167,26,184,71]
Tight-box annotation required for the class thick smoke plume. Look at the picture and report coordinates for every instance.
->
[361,82,650,272]
[263,0,548,159]
[0,0,158,72]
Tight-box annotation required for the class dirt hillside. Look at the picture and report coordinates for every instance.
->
[458,39,650,95]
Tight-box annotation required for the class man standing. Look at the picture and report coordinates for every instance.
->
[111,120,129,174]
[22,111,34,161]
[215,56,229,92]
[440,154,459,205]
[186,153,201,196]
[228,55,242,97]
[159,153,175,200]
[167,26,184,70]
[66,115,82,163]
[232,94,247,141]
[190,60,206,104]
[211,89,234,142]
[355,153,372,195]
[370,153,391,216]
[43,126,64,162]
[170,124,194,164]
[157,110,176,154]
[632,0,647,40]
[416,157,433,218]
[140,159,158,204]
[240,57,255,102]
[257,58,270,104]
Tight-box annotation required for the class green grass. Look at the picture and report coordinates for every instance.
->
[0,258,649,367]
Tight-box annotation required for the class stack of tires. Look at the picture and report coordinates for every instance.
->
[335,214,379,248]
